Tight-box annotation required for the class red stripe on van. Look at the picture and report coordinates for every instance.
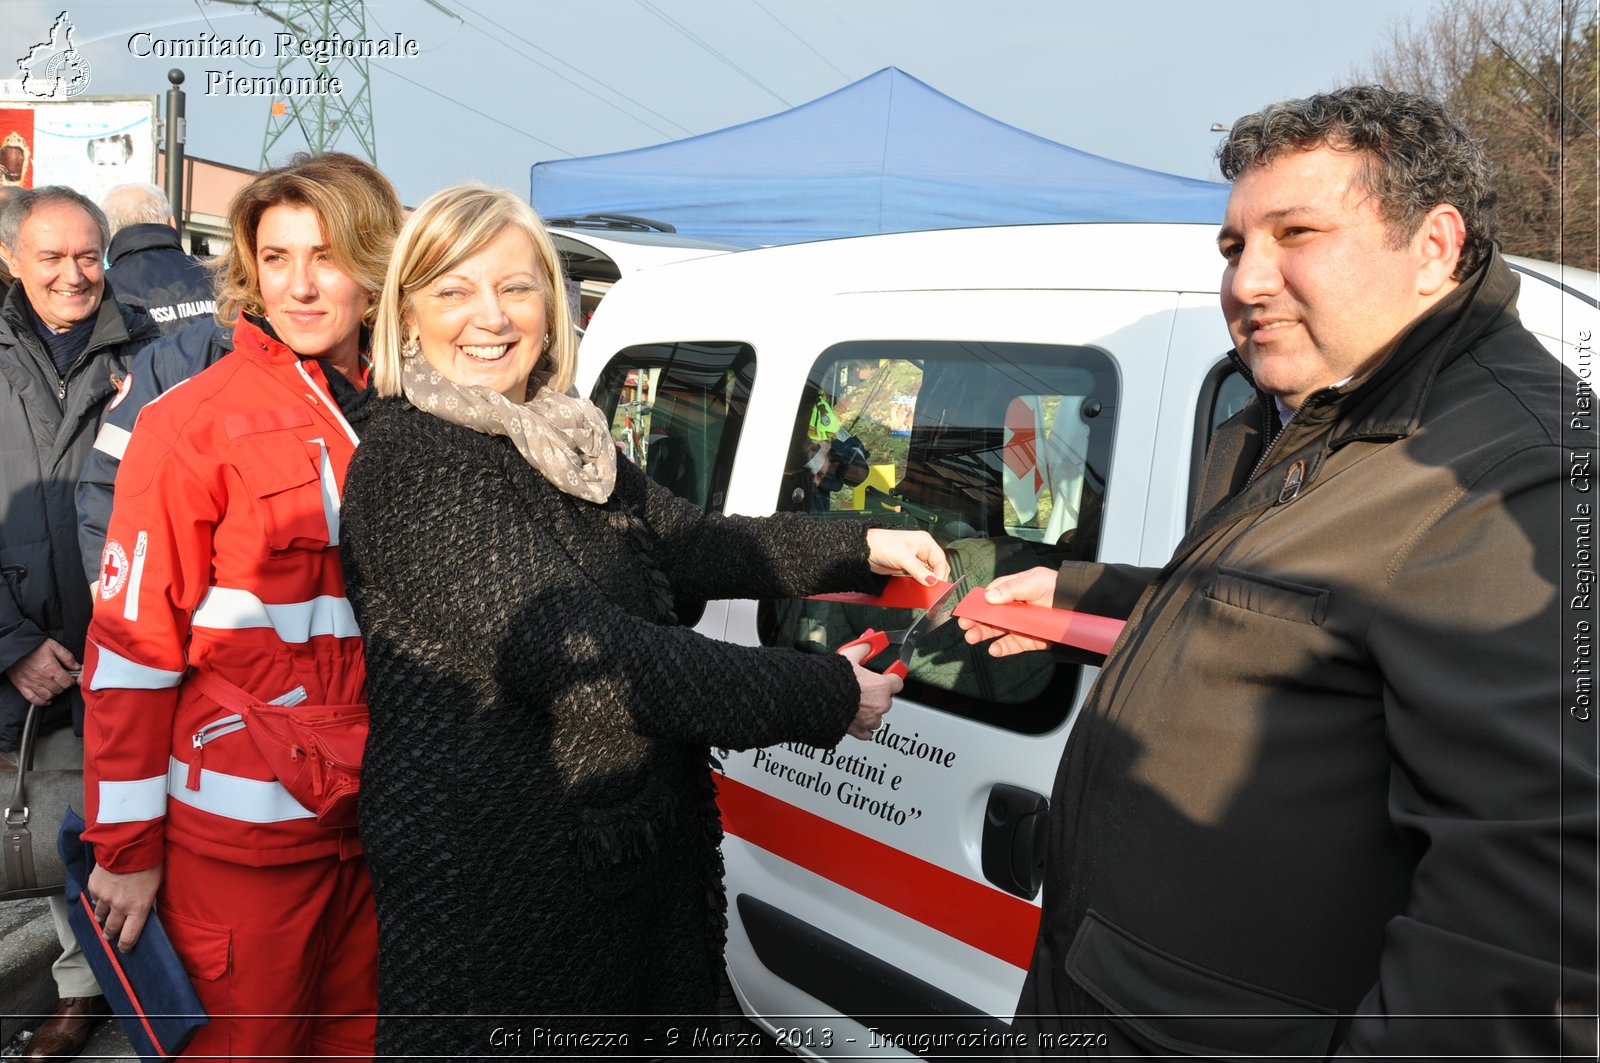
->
[716,774,1041,969]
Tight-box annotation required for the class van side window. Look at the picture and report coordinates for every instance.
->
[590,341,757,513]
[759,340,1119,733]
[1188,363,1257,519]
[1210,368,1255,440]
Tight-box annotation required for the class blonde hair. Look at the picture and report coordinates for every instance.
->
[213,152,403,331]
[372,183,577,398]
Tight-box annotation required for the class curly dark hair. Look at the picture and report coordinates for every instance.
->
[1217,85,1497,280]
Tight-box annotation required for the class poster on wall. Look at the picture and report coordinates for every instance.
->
[0,95,157,200]
[0,107,34,186]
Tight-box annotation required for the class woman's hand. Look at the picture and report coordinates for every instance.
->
[957,566,1057,657]
[865,529,950,586]
[88,863,163,951]
[846,662,901,740]
[838,638,902,740]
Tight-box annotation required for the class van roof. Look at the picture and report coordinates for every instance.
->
[606,222,1229,300]
[600,221,1597,319]
[1505,254,1600,308]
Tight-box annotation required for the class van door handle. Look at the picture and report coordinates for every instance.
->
[981,784,1048,900]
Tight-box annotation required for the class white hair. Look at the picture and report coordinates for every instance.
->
[101,183,172,235]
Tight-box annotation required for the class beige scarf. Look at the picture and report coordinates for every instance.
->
[401,354,616,503]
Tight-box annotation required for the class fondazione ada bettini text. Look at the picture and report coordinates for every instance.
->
[127,31,420,96]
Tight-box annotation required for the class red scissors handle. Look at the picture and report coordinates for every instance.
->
[837,628,891,662]
[836,629,911,680]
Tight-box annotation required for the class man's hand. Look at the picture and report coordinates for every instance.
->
[88,864,163,951]
[865,529,951,586]
[958,566,1057,657]
[4,638,80,705]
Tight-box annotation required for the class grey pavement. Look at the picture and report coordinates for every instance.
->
[1,897,132,1060]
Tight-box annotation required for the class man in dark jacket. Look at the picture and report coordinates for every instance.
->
[100,183,215,335]
[0,185,158,1060]
[75,319,231,583]
[965,86,1597,1058]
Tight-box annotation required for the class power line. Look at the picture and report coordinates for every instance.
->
[1489,36,1599,138]
[752,0,850,79]
[363,0,471,60]
[373,63,573,156]
[449,0,692,140]
[190,0,275,69]
[814,0,890,69]
[633,0,791,107]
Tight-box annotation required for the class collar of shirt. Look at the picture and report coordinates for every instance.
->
[1276,375,1355,426]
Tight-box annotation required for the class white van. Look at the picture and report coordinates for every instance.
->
[548,216,737,329]
[571,223,1598,1058]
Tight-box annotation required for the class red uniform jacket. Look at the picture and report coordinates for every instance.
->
[83,317,366,871]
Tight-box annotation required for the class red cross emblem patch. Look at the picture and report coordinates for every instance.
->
[100,539,129,599]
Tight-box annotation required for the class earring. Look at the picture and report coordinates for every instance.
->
[402,338,419,359]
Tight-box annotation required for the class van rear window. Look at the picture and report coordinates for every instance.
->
[590,341,756,514]
[759,340,1119,734]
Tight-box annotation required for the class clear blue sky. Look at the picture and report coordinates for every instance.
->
[3,0,1443,206]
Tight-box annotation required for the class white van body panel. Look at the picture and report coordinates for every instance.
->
[571,224,1596,1058]
[1503,255,1599,371]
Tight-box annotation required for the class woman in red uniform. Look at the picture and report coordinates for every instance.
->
[80,153,402,1058]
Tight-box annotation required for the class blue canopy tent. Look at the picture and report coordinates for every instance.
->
[529,67,1229,248]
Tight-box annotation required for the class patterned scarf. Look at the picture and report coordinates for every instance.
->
[400,354,616,503]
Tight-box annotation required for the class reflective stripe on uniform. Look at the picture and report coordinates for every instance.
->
[88,645,185,691]
[191,586,359,643]
[95,774,168,824]
[164,756,316,823]
[294,361,360,446]
[310,438,341,546]
[123,531,149,623]
[92,421,132,460]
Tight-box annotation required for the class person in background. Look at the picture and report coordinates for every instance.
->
[100,183,215,335]
[80,154,402,1058]
[963,85,1596,1057]
[340,183,947,1055]
[0,186,158,1061]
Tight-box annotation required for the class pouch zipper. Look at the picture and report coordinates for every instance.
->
[188,714,246,790]
[185,685,308,789]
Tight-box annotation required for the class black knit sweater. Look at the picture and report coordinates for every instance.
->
[341,399,878,1058]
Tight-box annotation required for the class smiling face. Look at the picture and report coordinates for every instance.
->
[1217,145,1460,411]
[255,203,370,368]
[7,199,104,332]
[409,224,549,403]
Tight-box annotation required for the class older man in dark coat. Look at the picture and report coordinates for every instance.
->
[0,186,158,1060]
[100,182,215,335]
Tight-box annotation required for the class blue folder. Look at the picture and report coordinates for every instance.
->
[58,809,207,1061]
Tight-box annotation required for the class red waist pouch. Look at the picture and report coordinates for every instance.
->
[188,670,368,830]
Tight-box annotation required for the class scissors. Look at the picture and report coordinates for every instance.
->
[836,575,970,679]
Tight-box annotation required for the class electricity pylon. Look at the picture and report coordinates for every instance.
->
[208,0,457,168]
